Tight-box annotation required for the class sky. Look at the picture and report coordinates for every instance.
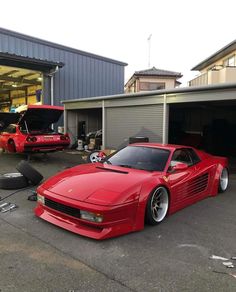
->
[0,0,236,86]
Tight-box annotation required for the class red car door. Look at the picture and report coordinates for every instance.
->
[167,148,209,212]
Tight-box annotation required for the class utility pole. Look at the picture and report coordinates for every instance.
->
[147,34,152,68]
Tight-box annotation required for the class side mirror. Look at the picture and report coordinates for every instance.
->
[172,162,188,171]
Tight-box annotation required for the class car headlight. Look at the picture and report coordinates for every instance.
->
[37,194,45,205]
[80,210,103,223]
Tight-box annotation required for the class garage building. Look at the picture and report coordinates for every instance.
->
[63,83,236,158]
[0,28,126,112]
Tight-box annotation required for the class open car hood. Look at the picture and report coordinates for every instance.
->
[0,112,21,130]
[18,105,64,131]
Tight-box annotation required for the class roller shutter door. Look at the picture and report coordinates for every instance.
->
[105,105,163,148]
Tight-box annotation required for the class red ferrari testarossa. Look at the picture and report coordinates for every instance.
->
[35,143,229,240]
[0,105,70,153]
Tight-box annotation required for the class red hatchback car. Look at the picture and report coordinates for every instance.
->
[0,105,70,153]
[35,143,229,240]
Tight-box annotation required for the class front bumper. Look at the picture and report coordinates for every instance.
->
[34,188,139,240]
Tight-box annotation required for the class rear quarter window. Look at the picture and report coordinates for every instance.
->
[188,148,201,164]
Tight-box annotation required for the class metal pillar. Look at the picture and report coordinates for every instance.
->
[162,94,169,144]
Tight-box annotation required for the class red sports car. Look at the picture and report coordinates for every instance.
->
[35,143,229,240]
[0,105,70,153]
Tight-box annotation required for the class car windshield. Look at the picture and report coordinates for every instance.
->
[104,146,170,171]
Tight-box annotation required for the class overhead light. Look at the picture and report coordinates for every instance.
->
[37,75,43,81]
[12,83,17,87]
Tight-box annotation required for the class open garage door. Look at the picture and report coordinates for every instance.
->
[67,108,102,148]
[168,100,236,158]
[0,65,43,112]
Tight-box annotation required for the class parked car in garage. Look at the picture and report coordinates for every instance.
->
[0,105,70,153]
[35,143,228,240]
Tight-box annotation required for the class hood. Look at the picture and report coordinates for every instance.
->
[0,112,21,130]
[18,105,64,130]
[39,163,154,206]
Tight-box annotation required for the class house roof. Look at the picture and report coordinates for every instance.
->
[125,67,182,87]
[134,67,182,77]
[192,39,236,71]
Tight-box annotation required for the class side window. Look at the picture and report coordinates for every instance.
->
[171,149,192,166]
[187,148,201,164]
[5,125,16,134]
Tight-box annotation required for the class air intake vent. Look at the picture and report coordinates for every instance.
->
[45,198,80,218]
[187,173,209,196]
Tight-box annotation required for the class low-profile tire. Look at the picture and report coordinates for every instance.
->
[87,150,106,163]
[0,172,28,189]
[145,186,169,225]
[16,160,43,185]
[218,168,229,193]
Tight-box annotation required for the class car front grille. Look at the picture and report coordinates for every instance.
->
[45,198,80,218]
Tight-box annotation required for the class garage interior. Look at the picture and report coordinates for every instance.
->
[0,52,64,112]
[0,64,42,112]
[76,108,102,137]
[169,100,236,160]
[67,108,102,148]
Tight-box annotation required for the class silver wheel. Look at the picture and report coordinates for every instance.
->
[219,168,228,192]
[87,151,106,163]
[148,186,169,224]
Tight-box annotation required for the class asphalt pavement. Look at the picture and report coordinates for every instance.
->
[0,151,236,292]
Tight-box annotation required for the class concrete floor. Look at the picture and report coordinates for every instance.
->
[0,151,236,292]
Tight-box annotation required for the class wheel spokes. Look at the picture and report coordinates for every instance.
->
[151,187,169,222]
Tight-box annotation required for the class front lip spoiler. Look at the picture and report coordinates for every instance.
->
[35,204,134,240]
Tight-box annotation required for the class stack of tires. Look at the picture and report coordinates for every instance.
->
[0,161,43,190]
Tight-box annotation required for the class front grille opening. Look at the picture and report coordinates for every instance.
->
[45,198,80,218]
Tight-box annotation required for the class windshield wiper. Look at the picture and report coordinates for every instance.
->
[119,164,153,172]
[118,164,134,169]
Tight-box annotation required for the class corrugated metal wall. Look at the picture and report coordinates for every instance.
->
[105,105,163,148]
[0,29,125,105]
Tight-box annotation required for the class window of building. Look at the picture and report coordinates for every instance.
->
[223,55,235,67]
[139,82,165,91]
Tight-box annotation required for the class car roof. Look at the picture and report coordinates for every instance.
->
[129,143,193,151]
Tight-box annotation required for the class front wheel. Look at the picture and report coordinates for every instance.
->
[218,168,229,193]
[145,186,169,225]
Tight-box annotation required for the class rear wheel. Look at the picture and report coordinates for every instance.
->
[8,140,16,153]
[145,186,169,225]
[218,168,229,193]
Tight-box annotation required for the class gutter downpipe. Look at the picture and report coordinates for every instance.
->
[48,66,59,130]
[162,93,167,144]
[102,100,105,149]
[64,108,67,135]
[49,65,59,106]
[50,74,54,106]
